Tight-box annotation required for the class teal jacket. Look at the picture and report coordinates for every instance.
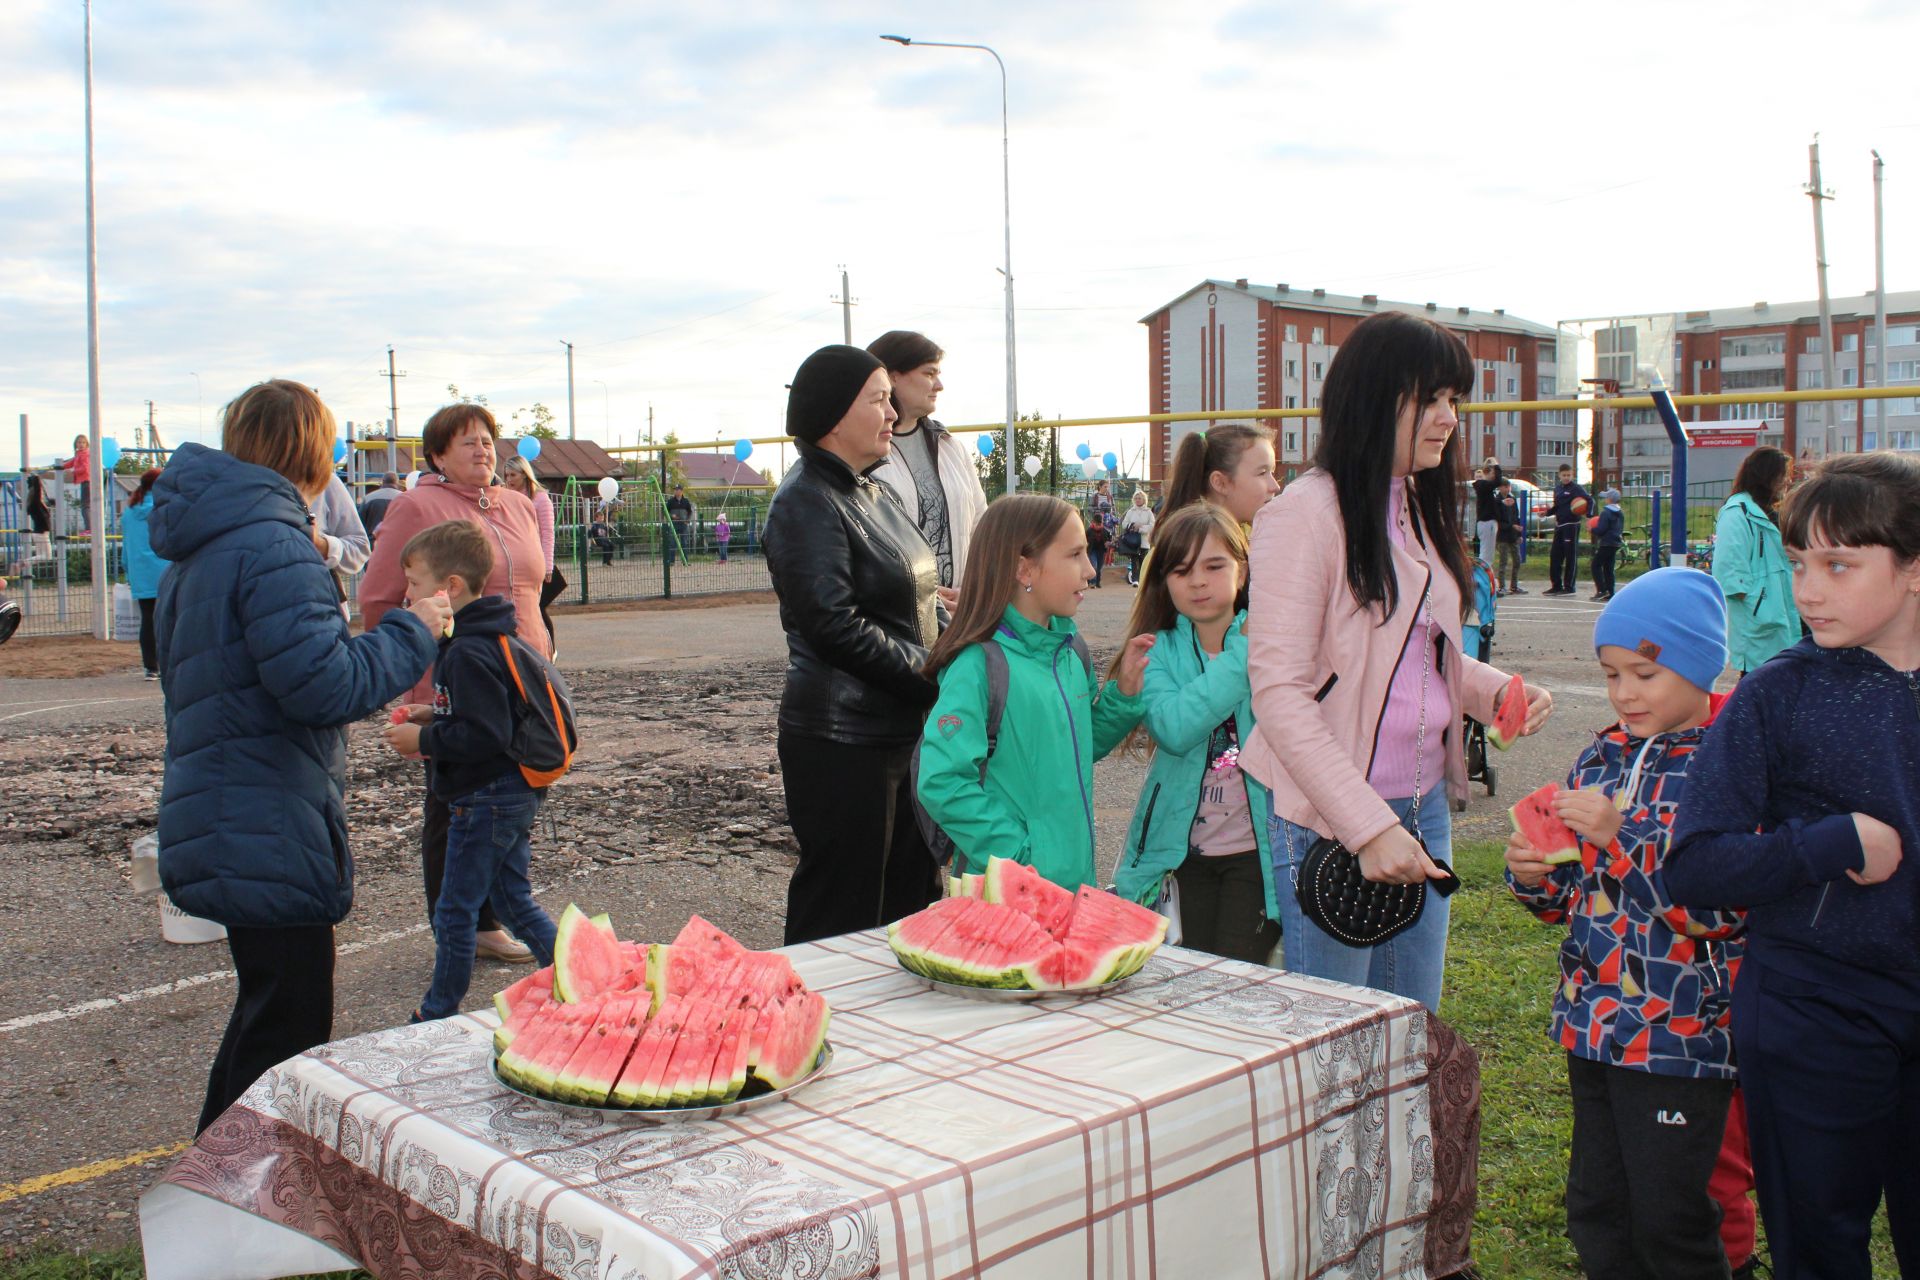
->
[1712,491,1798,673]
[918,605,1144,889]
[1113,612,1278,917]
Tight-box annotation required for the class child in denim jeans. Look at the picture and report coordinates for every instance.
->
[383,520,558,1021]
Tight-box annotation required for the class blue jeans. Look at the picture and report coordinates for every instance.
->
[419,773,557,1020]
[1267,791,1453,1012]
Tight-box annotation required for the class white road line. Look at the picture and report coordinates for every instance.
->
[0,696,154,723]
[0,865,605,1035]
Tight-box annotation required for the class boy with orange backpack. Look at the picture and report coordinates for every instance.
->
[383,519,578,1022]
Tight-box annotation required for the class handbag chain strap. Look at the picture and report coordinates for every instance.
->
[1409,578,1434,827]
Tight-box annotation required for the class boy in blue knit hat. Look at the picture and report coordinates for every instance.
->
[1508,566,1753,1276]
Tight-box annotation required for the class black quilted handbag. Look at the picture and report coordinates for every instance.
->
[1294,833,1458,948]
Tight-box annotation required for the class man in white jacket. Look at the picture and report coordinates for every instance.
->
[867,331,988,601]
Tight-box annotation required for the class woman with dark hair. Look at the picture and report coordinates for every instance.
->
[25,473,52,562]
[121,466,169,678]
[1241,312,1551,1011]
[1162,422,1280,526]
[360,402,548,964]
[867,330,987,598]
[766,345,943,944]
[1712,445,1798,675]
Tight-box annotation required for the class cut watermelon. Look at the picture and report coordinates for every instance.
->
[552,994,646,1104]
[552,904,627,1003]
[890,879,1168,991]
[1510,782,1581,864]
[1488,673,1528,751]
[754,991,829,1090]
[983,857,1077,938]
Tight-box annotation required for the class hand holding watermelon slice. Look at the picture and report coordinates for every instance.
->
[1506,782,1582,885]
[1553,785,1625,850]
[1487,672,1553,750]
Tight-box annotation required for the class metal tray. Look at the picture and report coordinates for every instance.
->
[490,1044,832,1125]
[910,971,1136,1003]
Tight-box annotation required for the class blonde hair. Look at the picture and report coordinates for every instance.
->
[924,495,1077,678]
[498,454,538,494]
[221,380,334,497]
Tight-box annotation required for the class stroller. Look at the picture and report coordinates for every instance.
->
[1462,558,1498,796]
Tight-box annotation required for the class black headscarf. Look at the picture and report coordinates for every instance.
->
[786,345,883,444]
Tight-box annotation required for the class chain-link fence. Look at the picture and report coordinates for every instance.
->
[542,476,776,605]
[2,473,134,640]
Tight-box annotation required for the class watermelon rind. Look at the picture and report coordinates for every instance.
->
[553,904,627,1004]
[1488,673,1528,751]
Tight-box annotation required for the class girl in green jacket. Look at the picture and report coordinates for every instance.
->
[918,495,1154,890]
[1111,505,1280,964]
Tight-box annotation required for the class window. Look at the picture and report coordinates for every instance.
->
[1313,395,1321,409]
[1802,370,1824,389]
[1284,395,1296,409]
[1284,324,1298,342]
[1311,361,1323,380]
[1506,346,1517,362]
[1805,336,1824,354]
[1506,440,1517,458]
[1888,325,1920,346]
[1885,359,1918,380]
[1842,368,1858,387]
[1723,368,1787,390]
[1842,333,1859,352]
[1865,432,1879,450]
[1607,442,1618,459]
[1284,430,1297,453]
[1505,377,1517,396]
[1311,327,1324,346]
[1724,334,1786,358]
[1285,358,1297,378]
[1841,403,1857,421]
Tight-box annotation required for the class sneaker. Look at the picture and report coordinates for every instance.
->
[144,669,160,681]
[1589,592,1606,601]
[1509,585,1528,594]
[475,930,535,963]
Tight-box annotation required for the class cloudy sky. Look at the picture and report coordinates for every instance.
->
[4,0,1916,471]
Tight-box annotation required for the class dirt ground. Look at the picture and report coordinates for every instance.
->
[0,575,1632,1258]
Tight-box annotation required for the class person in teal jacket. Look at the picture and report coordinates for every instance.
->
[1112,504,1279,964]
[918,494,1152,890]
[1711,446,1798,675]
[120,467,170,679]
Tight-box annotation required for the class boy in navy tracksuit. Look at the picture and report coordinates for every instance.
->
[1590,487,1624,601]
[1508,568,1747,1277]
[1666,452,1920,1280]
[383,520,560,1022]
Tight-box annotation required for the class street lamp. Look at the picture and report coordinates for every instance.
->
[881,34,1018,496]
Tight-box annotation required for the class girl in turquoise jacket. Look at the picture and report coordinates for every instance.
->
[1711,447,1799,674]
[918,495,1152,890]
[1112,505,1279,963]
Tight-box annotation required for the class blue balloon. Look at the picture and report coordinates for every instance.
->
[1075,442,1092,460]
[734,438,753,462]
[516,435,542,460]
[1103,451,1119,472]
[100,437,122,469]
[333,439,348,464]
[976,434,995,457]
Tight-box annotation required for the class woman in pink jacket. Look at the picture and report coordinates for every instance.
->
[361,403,550,964]
[1242,313,1552,1011]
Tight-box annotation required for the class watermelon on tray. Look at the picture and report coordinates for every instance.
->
[1510,782,1582,864]
[890,858,1170,993]
[494,908,829,1111]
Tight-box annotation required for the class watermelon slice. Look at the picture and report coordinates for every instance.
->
[552,994,646,1104]
[753,991,829,1090]
[1510,782,1581,864]
[553,904,627,1003]
[983,857,1077,938]
[1488,673,1528,751]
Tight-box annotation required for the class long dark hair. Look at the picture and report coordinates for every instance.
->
[1163,422,1273,514]
[924,495,1075,678]
[129,467,163,507]
[1315,312,1473,618]
[1731,445,1793,517]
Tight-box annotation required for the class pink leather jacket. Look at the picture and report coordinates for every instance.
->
[1241,469,1511,851]
[360,476,551,703]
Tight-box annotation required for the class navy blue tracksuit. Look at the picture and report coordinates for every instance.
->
[1667,641,1920,1280]
[1550,479,1590,592]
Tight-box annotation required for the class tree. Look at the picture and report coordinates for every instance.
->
[509,402,558,440]
[445,383,489,407]
[973,411,1064,501]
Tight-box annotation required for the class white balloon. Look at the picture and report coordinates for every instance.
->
[1022,455,1042,478]
[405,470,421,491]
[597,476,620,503]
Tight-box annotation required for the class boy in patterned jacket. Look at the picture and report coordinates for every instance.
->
[1506,567,1748,1278]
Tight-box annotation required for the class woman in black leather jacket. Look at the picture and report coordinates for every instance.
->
[766,345,943,944]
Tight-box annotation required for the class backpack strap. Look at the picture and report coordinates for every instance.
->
[980,637,1009,772]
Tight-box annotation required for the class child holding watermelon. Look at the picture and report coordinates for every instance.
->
[1666,451,1920,1280]
[1505,566,1752,1277]
[382,520,567,1022]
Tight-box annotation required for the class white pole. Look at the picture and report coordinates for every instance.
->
[1807,137,1840,456]
[83,0,108,639]
[1874,150,1887,445]
[564,341,576,441]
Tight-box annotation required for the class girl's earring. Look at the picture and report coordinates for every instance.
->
[1022,582,1033,593]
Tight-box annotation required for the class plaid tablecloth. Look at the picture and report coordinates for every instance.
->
[140,932,1480,1280]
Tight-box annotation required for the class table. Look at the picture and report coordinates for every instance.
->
[140,933,1481,1279]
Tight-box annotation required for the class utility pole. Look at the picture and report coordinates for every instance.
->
[831,266,857,344]
[82,0,107,638]
[142,400,154,454]
[18,414,27,476]
[1874,150,1888,445]
[1806,136,1840,455]
[383,346,406,474]
[563,341,576,440]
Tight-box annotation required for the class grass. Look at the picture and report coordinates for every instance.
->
[5,845,1898,1278]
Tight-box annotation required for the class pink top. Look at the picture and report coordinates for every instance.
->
[532,488,555,575]
[1366,484,1453,799]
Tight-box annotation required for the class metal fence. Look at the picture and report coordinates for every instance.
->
[1,473,133,640]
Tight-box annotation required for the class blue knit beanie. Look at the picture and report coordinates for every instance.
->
[1592,567,1728,692]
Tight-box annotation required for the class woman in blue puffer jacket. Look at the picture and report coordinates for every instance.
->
[149,380,451,1133]
[119,467,168,678]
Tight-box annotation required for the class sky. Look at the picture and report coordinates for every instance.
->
[4,0,1917,473]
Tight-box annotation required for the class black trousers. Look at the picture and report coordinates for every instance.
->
[1551,524,1580,591]
[198,923,335,1133]
[137,596,157,672]
[538,569,566,650]
[1592,546,1619,597]
[1171,851,1278,965]
[1733,957,1920,1280]
[778,733,939,946]
[423,777,500,933]
[1126,550,1145,585]
[1565,1053,1735,1280]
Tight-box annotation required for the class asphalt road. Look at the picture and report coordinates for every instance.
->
[0,572,1631,1258]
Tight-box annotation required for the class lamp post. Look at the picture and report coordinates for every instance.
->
[881,34,1017,496]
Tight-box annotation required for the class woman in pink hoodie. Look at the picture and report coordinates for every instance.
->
[1242,313,1552,1011]
[361,403,549,964]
